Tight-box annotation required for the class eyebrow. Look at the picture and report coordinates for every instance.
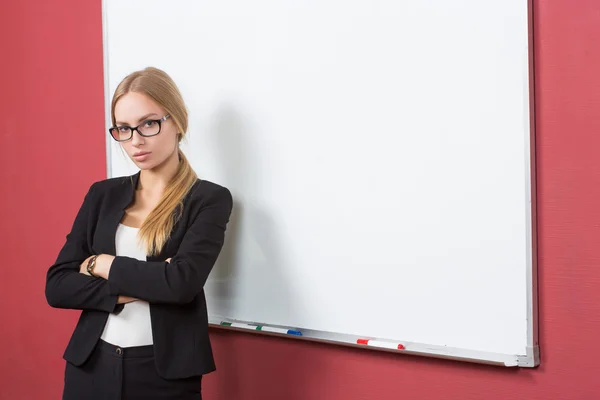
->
[115,113,159,126]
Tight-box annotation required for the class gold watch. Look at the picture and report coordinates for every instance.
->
[86,255,99,278]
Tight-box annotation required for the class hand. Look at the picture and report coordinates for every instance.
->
[79,255,95,275]
[166,258,172,263]
[117,295,139,304]
[95,254,116,280]
[78,254,115,279]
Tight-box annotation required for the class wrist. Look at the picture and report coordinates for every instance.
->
[95,254,115,280]
[86,255,100,278]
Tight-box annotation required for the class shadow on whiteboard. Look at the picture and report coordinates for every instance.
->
[206,103,297,316]
[202,103,306,396]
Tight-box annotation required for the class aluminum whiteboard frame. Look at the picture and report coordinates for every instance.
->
[101,0,539,368]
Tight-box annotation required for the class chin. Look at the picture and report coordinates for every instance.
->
[132,160,157,170]
[138,163,159,171]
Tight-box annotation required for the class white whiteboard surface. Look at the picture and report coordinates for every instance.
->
[103,0,538,366]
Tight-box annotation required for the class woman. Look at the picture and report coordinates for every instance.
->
[45,67,233,399]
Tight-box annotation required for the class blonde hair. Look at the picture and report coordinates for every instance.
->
[111,67,198,255]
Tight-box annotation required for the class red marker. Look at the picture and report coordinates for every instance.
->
[357,338,405,350]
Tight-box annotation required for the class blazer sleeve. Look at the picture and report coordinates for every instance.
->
[107,186,233,304]
[45,183,121,313]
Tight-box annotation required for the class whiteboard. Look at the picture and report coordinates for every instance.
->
[103,0,538,367]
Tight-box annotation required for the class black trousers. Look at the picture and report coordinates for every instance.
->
[63,340,202,400]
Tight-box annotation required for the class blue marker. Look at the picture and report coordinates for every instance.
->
[257,325,303,336]
[220,321,302,336]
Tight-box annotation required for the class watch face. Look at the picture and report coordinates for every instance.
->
[87,256,97,276]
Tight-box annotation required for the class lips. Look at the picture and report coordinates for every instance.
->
[133,151,151,161]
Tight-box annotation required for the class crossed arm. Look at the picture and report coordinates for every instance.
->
[77,255,172,305]
[45,183,233,312]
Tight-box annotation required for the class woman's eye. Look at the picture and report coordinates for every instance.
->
[144,120,157,128]
[118,126,130,133]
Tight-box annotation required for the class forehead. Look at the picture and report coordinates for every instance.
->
[114,92,163,123]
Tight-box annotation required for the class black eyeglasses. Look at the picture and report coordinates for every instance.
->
[109,114,170,142]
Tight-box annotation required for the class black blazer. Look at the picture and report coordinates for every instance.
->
[45,171,233,379]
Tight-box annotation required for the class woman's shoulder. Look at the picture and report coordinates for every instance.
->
[188,179,232,206]
[88,174,135,194]
[84,174,232,209]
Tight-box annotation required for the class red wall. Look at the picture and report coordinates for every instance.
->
[1,1,599,399]
[0,1,108,399]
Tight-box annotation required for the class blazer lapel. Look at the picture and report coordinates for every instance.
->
[94,171,140,256]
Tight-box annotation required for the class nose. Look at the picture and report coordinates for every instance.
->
[131,129,145,146]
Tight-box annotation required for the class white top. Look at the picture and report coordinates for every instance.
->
[100,224,153,347]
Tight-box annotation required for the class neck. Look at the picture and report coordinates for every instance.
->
[138,150,180,194]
